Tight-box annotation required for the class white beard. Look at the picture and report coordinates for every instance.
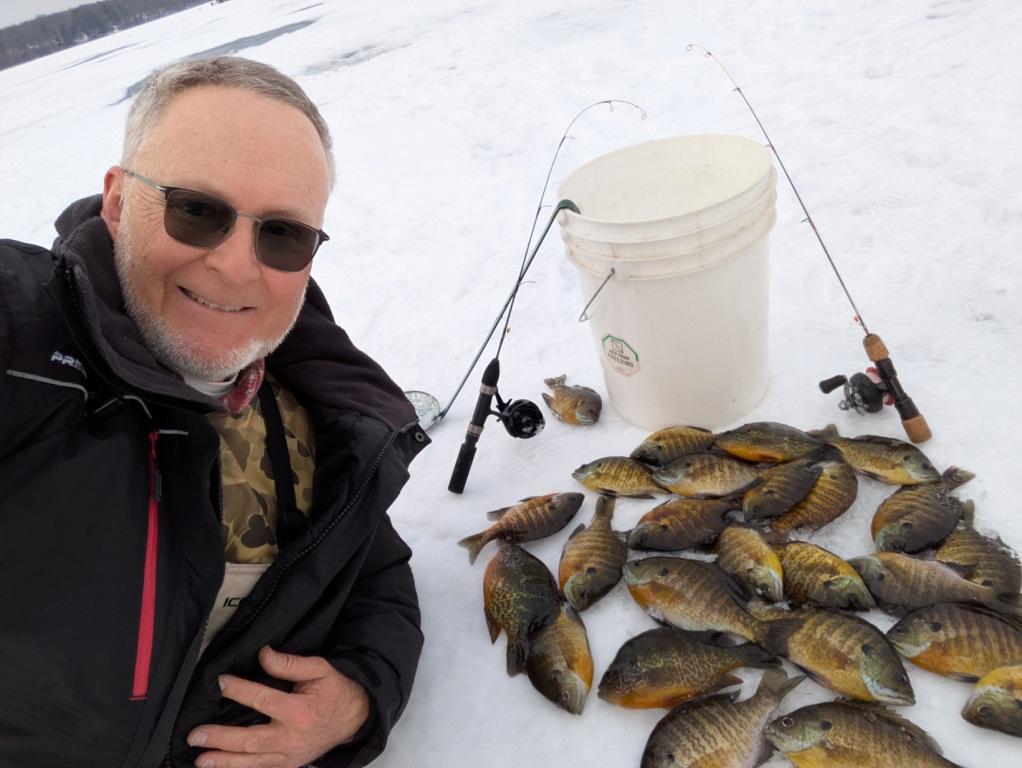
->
[112,197,307,381]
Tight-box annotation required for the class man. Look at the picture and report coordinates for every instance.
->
[0,56,428,768]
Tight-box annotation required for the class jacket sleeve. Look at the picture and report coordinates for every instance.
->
[314,510,423,768]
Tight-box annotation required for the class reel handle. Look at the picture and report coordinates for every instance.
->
[861,334,932,444]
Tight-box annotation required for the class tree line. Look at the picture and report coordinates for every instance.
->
[0,0,216,70]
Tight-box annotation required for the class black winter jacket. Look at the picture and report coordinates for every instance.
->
[0,196,429,768]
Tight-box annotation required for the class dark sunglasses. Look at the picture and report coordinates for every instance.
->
[123,169,329,272]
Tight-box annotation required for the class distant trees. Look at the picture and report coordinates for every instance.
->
[0,0,209,70]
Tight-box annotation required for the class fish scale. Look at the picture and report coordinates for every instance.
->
[757,610,912,704]
[558,496,627,611]
[851,552,1017,616]
[871,479,971,554]
[640,668,803,768]
[766,701,963,767]
[887,603,1022,681]
[936,527,1022,594]
[772,460,858,535]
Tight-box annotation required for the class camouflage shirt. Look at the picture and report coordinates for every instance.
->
[207,374,316,564]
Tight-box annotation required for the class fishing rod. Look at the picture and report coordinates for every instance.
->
[445,99,647,493]
[688,44,931,444]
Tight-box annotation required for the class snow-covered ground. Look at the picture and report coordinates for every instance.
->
[2,1,1020,765]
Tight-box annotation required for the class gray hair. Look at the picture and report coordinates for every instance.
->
[123,55,335,188]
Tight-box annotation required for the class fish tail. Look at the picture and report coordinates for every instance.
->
[457,532,489,564]
[544,374,567,389]
[942,466,976,488]
[734,642,781,669]
[756,667,805,701]
[806,424,839,439]
[506,638,528,676]
[595,495,616,521]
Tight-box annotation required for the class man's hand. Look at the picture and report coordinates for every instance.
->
[187,645,370,768]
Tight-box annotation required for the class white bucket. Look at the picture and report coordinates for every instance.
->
[557,134,776,430]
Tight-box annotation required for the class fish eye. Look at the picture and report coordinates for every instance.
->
[861,643,874,656]
[894,625,907,634]
[981,579,993,587]
[764,489,776,496]
[895,673,908,684]
[922,462,934,470]
[876,573,886,581]
[930,621,942,632]
[781,716,794,727]
[978,705,993,717]
[751,505,761,514]
[659,524,669,531]
[586,567,597,575]
[658,567,669,577]
[901,521,914,530]
[820,720,833,731]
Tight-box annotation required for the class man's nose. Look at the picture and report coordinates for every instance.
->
[204,217,262,282]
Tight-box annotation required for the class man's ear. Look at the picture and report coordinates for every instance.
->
[100,166,125,239]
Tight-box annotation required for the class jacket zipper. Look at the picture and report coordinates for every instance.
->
[131,430,161,700]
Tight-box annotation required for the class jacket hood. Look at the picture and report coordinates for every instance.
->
[52,195,417,431]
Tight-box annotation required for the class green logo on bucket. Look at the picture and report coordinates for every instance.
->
[602,335,640,377]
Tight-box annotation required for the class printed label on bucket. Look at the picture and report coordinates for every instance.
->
[602,335,640,377]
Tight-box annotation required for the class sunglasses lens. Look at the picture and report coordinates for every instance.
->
[256,220,321,272]
[164,189,235,247]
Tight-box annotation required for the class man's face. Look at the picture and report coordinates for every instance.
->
[102,85,331,381]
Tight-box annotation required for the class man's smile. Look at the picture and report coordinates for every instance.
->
[180,286,251,313]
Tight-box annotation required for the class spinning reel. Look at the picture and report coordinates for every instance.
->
[819,333,931,443]
[448,358,544,494]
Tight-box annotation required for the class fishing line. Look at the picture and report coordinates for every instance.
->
[440,99,646,419]
[688,43,870,335]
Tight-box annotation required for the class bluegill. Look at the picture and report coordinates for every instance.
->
[850,551,1021,618]
[714,421,827,462]
[542,374,602,425]
[623,556,761,640]
[558,496,627,611]
[640,668,804,768]
[598,627,778,709]
[652,453,761,498]
[871,468,975,553]
[756,608,914,704]
[482,543,562,676]
[771,459,857,535]
[937,526,1022,595]
[626,497,736,551]
[459,492,584,564]
[572,457,663,498]
[808,424,942,485]
[525,602,593,714]
[714,526,784,602]
[962,664,1022,737]
[776,541,875,611]
[630,425,716,465]
[887,602,1022,681]
[743,458,822,521]
[766,701,963,767]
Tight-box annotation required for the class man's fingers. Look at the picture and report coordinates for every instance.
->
[257,645,332,683]
[217,675,291,720]
[192,749,293,768]
[187,723,282,755]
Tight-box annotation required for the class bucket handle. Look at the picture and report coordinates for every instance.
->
[578,268,615,322]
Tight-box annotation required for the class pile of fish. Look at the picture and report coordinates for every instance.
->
[458,418,1022,765]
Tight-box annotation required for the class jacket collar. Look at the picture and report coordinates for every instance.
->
[51,195,417,431]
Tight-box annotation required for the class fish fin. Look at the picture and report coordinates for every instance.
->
[631,492,655,499]
[960,499,976,527]
[759,527,790,546]
[733,641,781,668]
[595,494,616,521]
[806,424,839,439]
[543,375,567,389]
[753,618,800,654]
[805,444,842,462]
[486,506,511,521]
[755,667,804,700]
[541,392,555,410]
[457,532,489,564]
[754,740,775,767]
[506,638,527,677]
[566,523,586,540]
[942,466,976,488]
[484,605,501,644]
[716,673,744,688]
[833,700,945,754]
